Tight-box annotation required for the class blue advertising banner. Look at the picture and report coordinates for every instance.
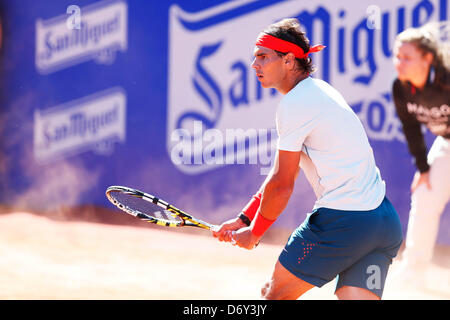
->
[0,0,448,244]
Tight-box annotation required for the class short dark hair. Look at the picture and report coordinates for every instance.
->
[262,18,315,74]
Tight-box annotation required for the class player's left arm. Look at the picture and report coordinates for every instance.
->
[233,149,301,249]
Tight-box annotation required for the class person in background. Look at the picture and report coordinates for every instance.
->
[391,23,450,288]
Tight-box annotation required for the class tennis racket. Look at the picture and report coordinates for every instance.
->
[105,185,216,230]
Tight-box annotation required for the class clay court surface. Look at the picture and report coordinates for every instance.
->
[0,211,449,300]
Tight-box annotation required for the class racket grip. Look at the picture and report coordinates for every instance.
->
[231,231,237,245]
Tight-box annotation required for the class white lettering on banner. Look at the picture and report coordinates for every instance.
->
[66,5,81,30]
[35,0,128,74]
[34,87,127,163]
[170,121,277,175]
[167,0,448,174]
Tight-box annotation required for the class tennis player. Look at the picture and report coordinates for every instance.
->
[212,18,403,300]
[391,24,450,287]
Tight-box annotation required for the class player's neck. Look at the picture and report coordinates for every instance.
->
[280,72,309,95]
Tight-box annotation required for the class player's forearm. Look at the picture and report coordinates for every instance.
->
[259,177,294,221]
[256,162,276,194]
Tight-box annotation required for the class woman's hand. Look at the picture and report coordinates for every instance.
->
[411,171,431,193]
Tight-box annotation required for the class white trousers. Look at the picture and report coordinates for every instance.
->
[402,136,450,270]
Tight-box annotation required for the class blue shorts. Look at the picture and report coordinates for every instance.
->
[278,197,403,298]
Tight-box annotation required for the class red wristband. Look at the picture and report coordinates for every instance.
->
[241,192,262,221]
[251,213,275,237]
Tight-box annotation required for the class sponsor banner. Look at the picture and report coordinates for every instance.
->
[34,87,127,163]
[167,0,448,174]
[35,0,128,74]
[0,0,448,244]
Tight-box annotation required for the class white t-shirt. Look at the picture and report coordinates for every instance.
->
[276,77,386,211]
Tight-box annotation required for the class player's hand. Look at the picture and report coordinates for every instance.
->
[231,227,261,250]
[212,217,247,242]
[411,171,431,193]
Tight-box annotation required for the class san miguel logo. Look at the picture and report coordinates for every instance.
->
[34,87,127,163]
[167,0,448,175]
[167,1,284,175]
[35,0,128,74]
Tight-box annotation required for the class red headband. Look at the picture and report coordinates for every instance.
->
[255,33,325,59]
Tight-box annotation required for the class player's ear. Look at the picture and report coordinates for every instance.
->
[284,52,296,70]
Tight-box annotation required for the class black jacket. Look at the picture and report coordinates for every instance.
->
[392,78,450,173]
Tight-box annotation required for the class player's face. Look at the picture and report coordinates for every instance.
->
[393,41,432,84]
[251,46,286,90]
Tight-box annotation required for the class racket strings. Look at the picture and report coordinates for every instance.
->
[110,191,183,223]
